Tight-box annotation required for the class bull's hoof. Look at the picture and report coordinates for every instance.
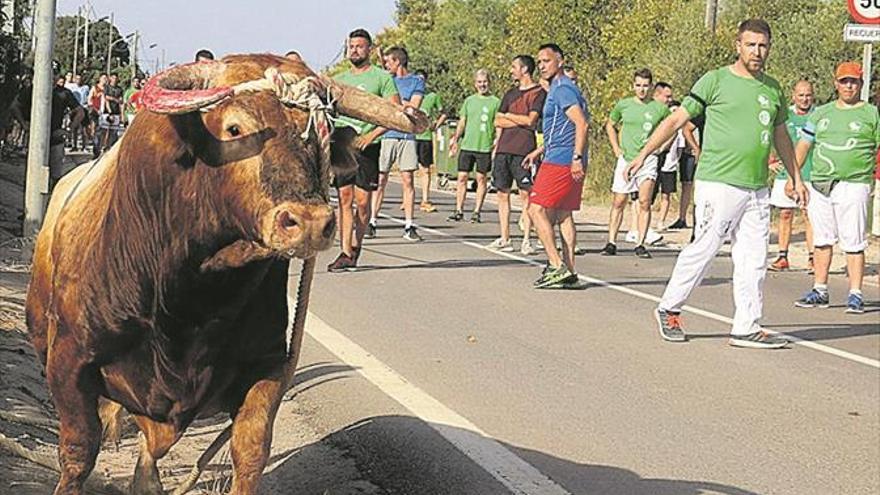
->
[130,461,163,495]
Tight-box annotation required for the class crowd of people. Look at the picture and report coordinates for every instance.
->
[325,19,878,350]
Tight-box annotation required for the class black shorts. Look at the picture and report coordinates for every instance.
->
[332,128,380,191]
[416,140,433,168]
[492,153,532,190]
[679,153,697,183]
[457,150,492,174]
[651,170,677,203]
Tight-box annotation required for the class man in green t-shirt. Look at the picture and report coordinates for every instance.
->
[794,62,880,314]
[327,28,400,273]
[414,70,447,213]
[447,69,501,223]
[604,68,671,259]
[627,19,808,348]
[768,80,815,272]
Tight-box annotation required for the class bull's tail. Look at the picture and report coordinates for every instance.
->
[98,398,126,450]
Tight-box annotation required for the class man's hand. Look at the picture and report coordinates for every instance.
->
[522,148,542,169]
[571,159,585,182]
[769,159,783,173]
[788,179,809,209]
[625,156,644,182]
[448,138,459,157]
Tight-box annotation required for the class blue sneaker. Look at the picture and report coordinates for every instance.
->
[846,293,865,314]
[794,288,829,309]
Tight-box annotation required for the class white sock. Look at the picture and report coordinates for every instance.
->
[814,283,828,293]
[849,288,862,296]
[404,220,413,229]
[369,218,377,226]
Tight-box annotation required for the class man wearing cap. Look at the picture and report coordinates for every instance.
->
[626,19,807,348]
[794,62,880,314]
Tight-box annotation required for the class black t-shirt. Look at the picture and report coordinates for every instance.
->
[104,84,124,114]
[496,85,547,156]
[50,86,80,144]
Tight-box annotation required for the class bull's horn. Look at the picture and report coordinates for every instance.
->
[324,77,430,135]
[142,61,233,114]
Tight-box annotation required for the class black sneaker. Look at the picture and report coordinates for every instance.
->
[654,308,687,342]
[634,245,652,259]
[573,246,588,256]
[327,252,357,272]
[403,226,423,242]
[469,211,482,223]
[667,219,688,230]
[447,210,464,222]
[364,222,377,239]
[600,242,617,256]
[729,330,788,349]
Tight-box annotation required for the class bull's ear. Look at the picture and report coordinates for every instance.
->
[329,127,359,180]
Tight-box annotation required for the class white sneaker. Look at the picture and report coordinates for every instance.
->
[625,230,638,243]
[517,216,526,233]
[535,239,545,251]
[520,240,536,256]
[488,237,514,252]
[646,228,664,245]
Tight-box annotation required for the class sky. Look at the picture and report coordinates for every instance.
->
[56,0,398,72]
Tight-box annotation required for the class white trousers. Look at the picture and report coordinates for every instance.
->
[659,181,770,335]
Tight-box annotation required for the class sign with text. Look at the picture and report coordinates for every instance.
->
[844,23,880,42]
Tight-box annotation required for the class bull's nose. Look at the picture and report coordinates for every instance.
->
[272,204,335,245]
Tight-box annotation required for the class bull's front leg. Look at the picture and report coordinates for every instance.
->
[228,367,286,494]
[46,340,103,495]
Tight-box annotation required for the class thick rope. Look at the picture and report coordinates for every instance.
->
[170,257,316,495]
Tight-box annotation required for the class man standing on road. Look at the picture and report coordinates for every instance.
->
[370,46,425,242]
[794,62,879,314]
[524,43,590,288]
[488,55,546,255]
[768,80,815,272]
[628,19,807,348]
[414,69,446,213]
[602,69,670,259]
[447,70,501,224]
[328,29,400,272]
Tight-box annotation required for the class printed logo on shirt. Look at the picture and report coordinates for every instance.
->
[761,130,770,145]
[758,94,771,108]
[848,121,862,132]
[758,110,771,127]
[817,118,830,132]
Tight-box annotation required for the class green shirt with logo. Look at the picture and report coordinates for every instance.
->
[459,94,501,153]
[776,106,814,181]
[333,65,398,139]
[682,67,787,189]
[804,102,880,184]
[609,97,671,161]
[417,92,443,141]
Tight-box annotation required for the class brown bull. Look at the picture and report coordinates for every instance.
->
[26,54,427,495]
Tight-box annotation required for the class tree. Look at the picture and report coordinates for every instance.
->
[53,15,136,86]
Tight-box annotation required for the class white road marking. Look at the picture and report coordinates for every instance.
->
[377,213,880,370]
[304,314,573,495]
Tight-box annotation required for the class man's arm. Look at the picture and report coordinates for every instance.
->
[682,120,700,158]
[624,106,692,180]
[774,123,808,207]
[433,112,447,130]
[605,119,622,158]
[449,116,466,156]
[566,104,590,181]
[354,94,402,149]
[497,111,540,129]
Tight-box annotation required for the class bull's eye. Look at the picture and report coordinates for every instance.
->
[227,125,241,137]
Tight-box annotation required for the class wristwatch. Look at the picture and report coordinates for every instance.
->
[572,153,583,161]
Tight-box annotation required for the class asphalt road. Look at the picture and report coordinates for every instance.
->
[281,181,879,495]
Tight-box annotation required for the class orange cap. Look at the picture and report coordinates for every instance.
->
[835,62,863,81]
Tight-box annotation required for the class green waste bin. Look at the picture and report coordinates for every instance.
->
[435,119,458,189]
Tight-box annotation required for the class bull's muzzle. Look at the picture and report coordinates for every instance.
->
[262,203,335,258]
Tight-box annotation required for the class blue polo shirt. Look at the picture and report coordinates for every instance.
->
[384,73,425,140]
[542,75,588,165]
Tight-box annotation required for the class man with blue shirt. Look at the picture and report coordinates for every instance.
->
[371,46,426,242]
[524,43,590,288]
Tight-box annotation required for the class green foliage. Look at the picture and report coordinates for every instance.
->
[53,15,138,86]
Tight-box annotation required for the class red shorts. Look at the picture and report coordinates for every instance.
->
[529,162,583,211]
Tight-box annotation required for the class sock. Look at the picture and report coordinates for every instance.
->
[849,288,862,296]
[778,250,788,258]
[369,218,377,226]
[814,283,828,293]
[404,220,413,229]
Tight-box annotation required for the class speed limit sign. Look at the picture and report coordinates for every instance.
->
[848,0,880,24]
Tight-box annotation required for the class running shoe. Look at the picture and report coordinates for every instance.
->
[535,239,545,250]
[533,265,574,289]
[470,211,482,223]
[447,210,464,222]
[600,242,617,256]
[654,308,687,342]
[364,222,377,239]
[768,256,789,271]
[846,292,865,314]
[624,230,638,243]
[646,228,664,245]
[487,237,514,252]
[794,288,829,309]
[517,216,527,233]
[573,245,588,256]
[403,226,423,242]
[728,330,788,349]
[327,251,357,272]
[520,240,536,256]
[634,245,652,259]
[666,219,688,230]
[420,201,437,213]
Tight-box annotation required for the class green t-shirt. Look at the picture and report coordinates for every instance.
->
[804,101,880,184]
[459,94,501,153]
[333,66,398,139]
[682,67,787,189]
[609,97,671,161]
[776,106,814,181]
[417,92,443,141]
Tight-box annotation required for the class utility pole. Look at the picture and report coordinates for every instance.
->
[705,0,718,33]
[131,30,138,80]
[105,11,113,75]
[72,6,80,74]
[23,0,58,237]
[83,3,89,60]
